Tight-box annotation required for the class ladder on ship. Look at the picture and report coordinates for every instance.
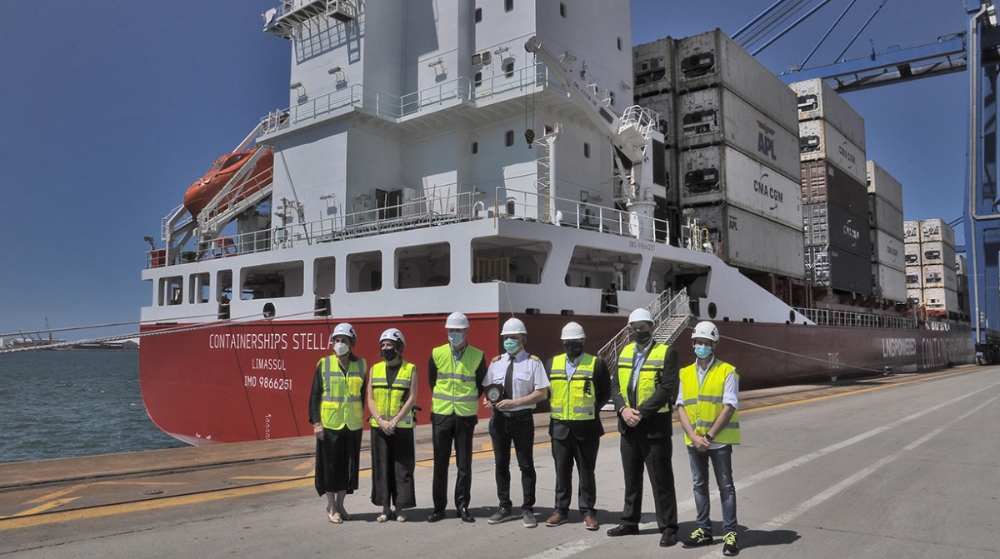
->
[598,288,693,367]
[533,125,559,223]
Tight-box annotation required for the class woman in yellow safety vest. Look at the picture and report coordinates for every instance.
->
[309,322,366,524]
[366,327,418,522]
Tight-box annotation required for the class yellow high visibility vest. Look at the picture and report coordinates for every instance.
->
[617,342,671,414]
[549,353,597,421]
[319,355,366,430]
[431,344,483,416]
[679,359,740,445]
[368,361,415,428]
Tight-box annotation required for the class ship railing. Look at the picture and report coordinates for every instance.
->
[794,307,918,329]
[598,288,692,368]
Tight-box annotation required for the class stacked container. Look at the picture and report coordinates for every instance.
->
[791,78,870,294]
[633,38,679,214]
[904,218,960,312]
[866,160,906,301]
[673,29,804,278]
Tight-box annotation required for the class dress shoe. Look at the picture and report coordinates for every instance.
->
[583,515,599,531]
[427,510,444,523]
[545,511,568,527]
[607,524,639,537]
[458,507,476,523]
[659,531,678,547]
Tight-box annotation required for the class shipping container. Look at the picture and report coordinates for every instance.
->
[870,228,905,271]
[904,220,920,242]
[866,160,903,211]
[790,78,867,151]
[800,160,868,214]
[803,202,870,257]
[923,264,959,290]
[905,243,921,267]
[634,37,675,98]
[871,262,907,302]
[919,218,956,247]
[674,29,799,133]
[906,266,922,289]
[636,95,675,146]
[687,203,805,278]
[923,287,960,312]
[807,245,873,294]
[867,193,904,237]
[677,87,800,178]
[906,288,923,304]
[680,145,802,229]
[921,241,956,269]
[799,120,867,185]
[956,254,968,275]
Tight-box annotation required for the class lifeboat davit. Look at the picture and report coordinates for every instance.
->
[183,146,274,217]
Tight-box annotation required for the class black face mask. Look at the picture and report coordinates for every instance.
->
[631,330,651,345]
[381,348,397,361]
[563,341,584,358]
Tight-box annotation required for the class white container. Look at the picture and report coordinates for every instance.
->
[675,29,798,133]
[956,254,968,276]
[868,193,904,237]
[906,266,922,289]
[687,203,805,279]
[680,145,802,229]
[905,243,921,267]
[924,287,960,312]
[907,288,923,304]
[790,78,866,151]
[922,264,958,290]
[799,120,867,185]
[904,220,920,242]
[637,94,674,146]
[919,218,956,247]
[634,37,675,97]
[677,87,800,179]
[866,160,902,211]
[872,262,906,302]
[870,228,905,271]
[921,241,956,269]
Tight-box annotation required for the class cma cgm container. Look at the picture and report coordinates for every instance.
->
[634,37,675,98]
[807,245,873,294]
[924,287,960,312]
[637,95,675,147]
[790,78,866,151]
[801,160,868,215]
[799,120,867,186]
[677,87,800,178]
[922,241,956,269]
[687,203,805,279]
[674,29,798,133]
[923,264,958,290]
[803,202,870,257]
[870,228,905,271]
[680,145,802,229]
[920,218,956,246]
[904,220,920,243]
[866,160,903,210]
[904,243,921,267]
[868,194,904,237]
[906,266,922,289]
[872,262,906,302]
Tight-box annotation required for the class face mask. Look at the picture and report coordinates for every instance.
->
[448,332,466,347]
[334,342,350,356]
[631,330,651,345]
[563,341,584,359]
[694,344,713,359]
[381,348,397,361]
[503,338,520,354]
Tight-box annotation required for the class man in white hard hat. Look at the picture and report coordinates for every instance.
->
[426,312,487,523]
[543,322,611,531]
[483,317,550,528]
[607,308,680,547]
[677,320,740,556]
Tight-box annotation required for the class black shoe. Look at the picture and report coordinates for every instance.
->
[487,507,512,524]
[459,507,475,523]
[427,510,444,523]
[659,531,678,547]
[722,531,739,556]
[607,524,639,537]
[681,527,714,548]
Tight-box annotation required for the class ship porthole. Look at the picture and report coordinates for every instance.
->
[707,302,717,319]
[263,303,276,319]
[789,310,796,323]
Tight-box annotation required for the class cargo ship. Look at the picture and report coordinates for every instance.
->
[139,0,973,445]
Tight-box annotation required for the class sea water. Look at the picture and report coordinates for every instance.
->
[0,350,185,463]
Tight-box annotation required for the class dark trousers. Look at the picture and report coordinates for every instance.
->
[551,434,600,516]
[489,411,536,511]
[370,427,416,509]
[619,428,678,534]
[431,414,477,512]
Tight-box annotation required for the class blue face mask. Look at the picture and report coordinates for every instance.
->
[448,332,465,347]
[694,344,713,359]
[503,338,520,354]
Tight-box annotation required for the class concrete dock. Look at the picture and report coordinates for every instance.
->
[1,365,998,558]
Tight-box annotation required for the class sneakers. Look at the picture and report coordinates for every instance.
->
[681,527,714,548]
[545,511,568,527]
[722,531,739,556]
[522,510,538,528]
[487,507,512,524]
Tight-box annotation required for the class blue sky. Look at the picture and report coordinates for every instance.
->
[0,0,972,340]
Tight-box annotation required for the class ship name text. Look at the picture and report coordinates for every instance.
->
[881,337,917,358]
[209,332,330,351]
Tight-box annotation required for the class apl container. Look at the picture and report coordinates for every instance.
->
[799,120,867,186]
[921,241,956,269]
[687,203,805,279]
[674,29,798,133]
[790,78,866,151]
[634,37,675,97]
[923,264,958,290]
[870,228,904,271]
[807,245,873,294]
[919,218,956,246]
[905,243,921,267]
[800,160,868,215]
[680,145,802,229]
[866,160,903,211]
[868,193,904,237]
[923,287,959,312]
[803,202,870,257]
[872,262,907,302]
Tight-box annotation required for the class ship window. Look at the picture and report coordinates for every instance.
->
[505,0,513,13]
[160,276,183,306]
[314,256,336,295]
[475,7,482,22]
[475,72,483,87]
[396,242,451,289]
[560,3,566,17]
[472,236,549,284]
[504,61,514,78]
[646,257,711,299]
[347,251,383,292]
[608,91,616,107]
[218,270,233,319]
[505,130,515,147]
[617,37,623,51]
[472,141,479,154]
[565,246,641,293]
[190,273,210,304]
[241,261,304,300]
[584,142,590,158]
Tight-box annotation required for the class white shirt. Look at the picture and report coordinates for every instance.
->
[676,356,739,449]
[484,350,550,412]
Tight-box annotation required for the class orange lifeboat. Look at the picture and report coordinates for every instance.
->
[183,146,274,217]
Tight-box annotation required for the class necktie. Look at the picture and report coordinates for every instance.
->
[503,357,514,400]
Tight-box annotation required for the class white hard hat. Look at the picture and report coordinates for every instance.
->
[692,320,719,342]
[445,311,470,330]
[329,323,356,344]
[628,308,654,325]
[379,328,406,348]
[560,322,586,340]
[501,317,527,336]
